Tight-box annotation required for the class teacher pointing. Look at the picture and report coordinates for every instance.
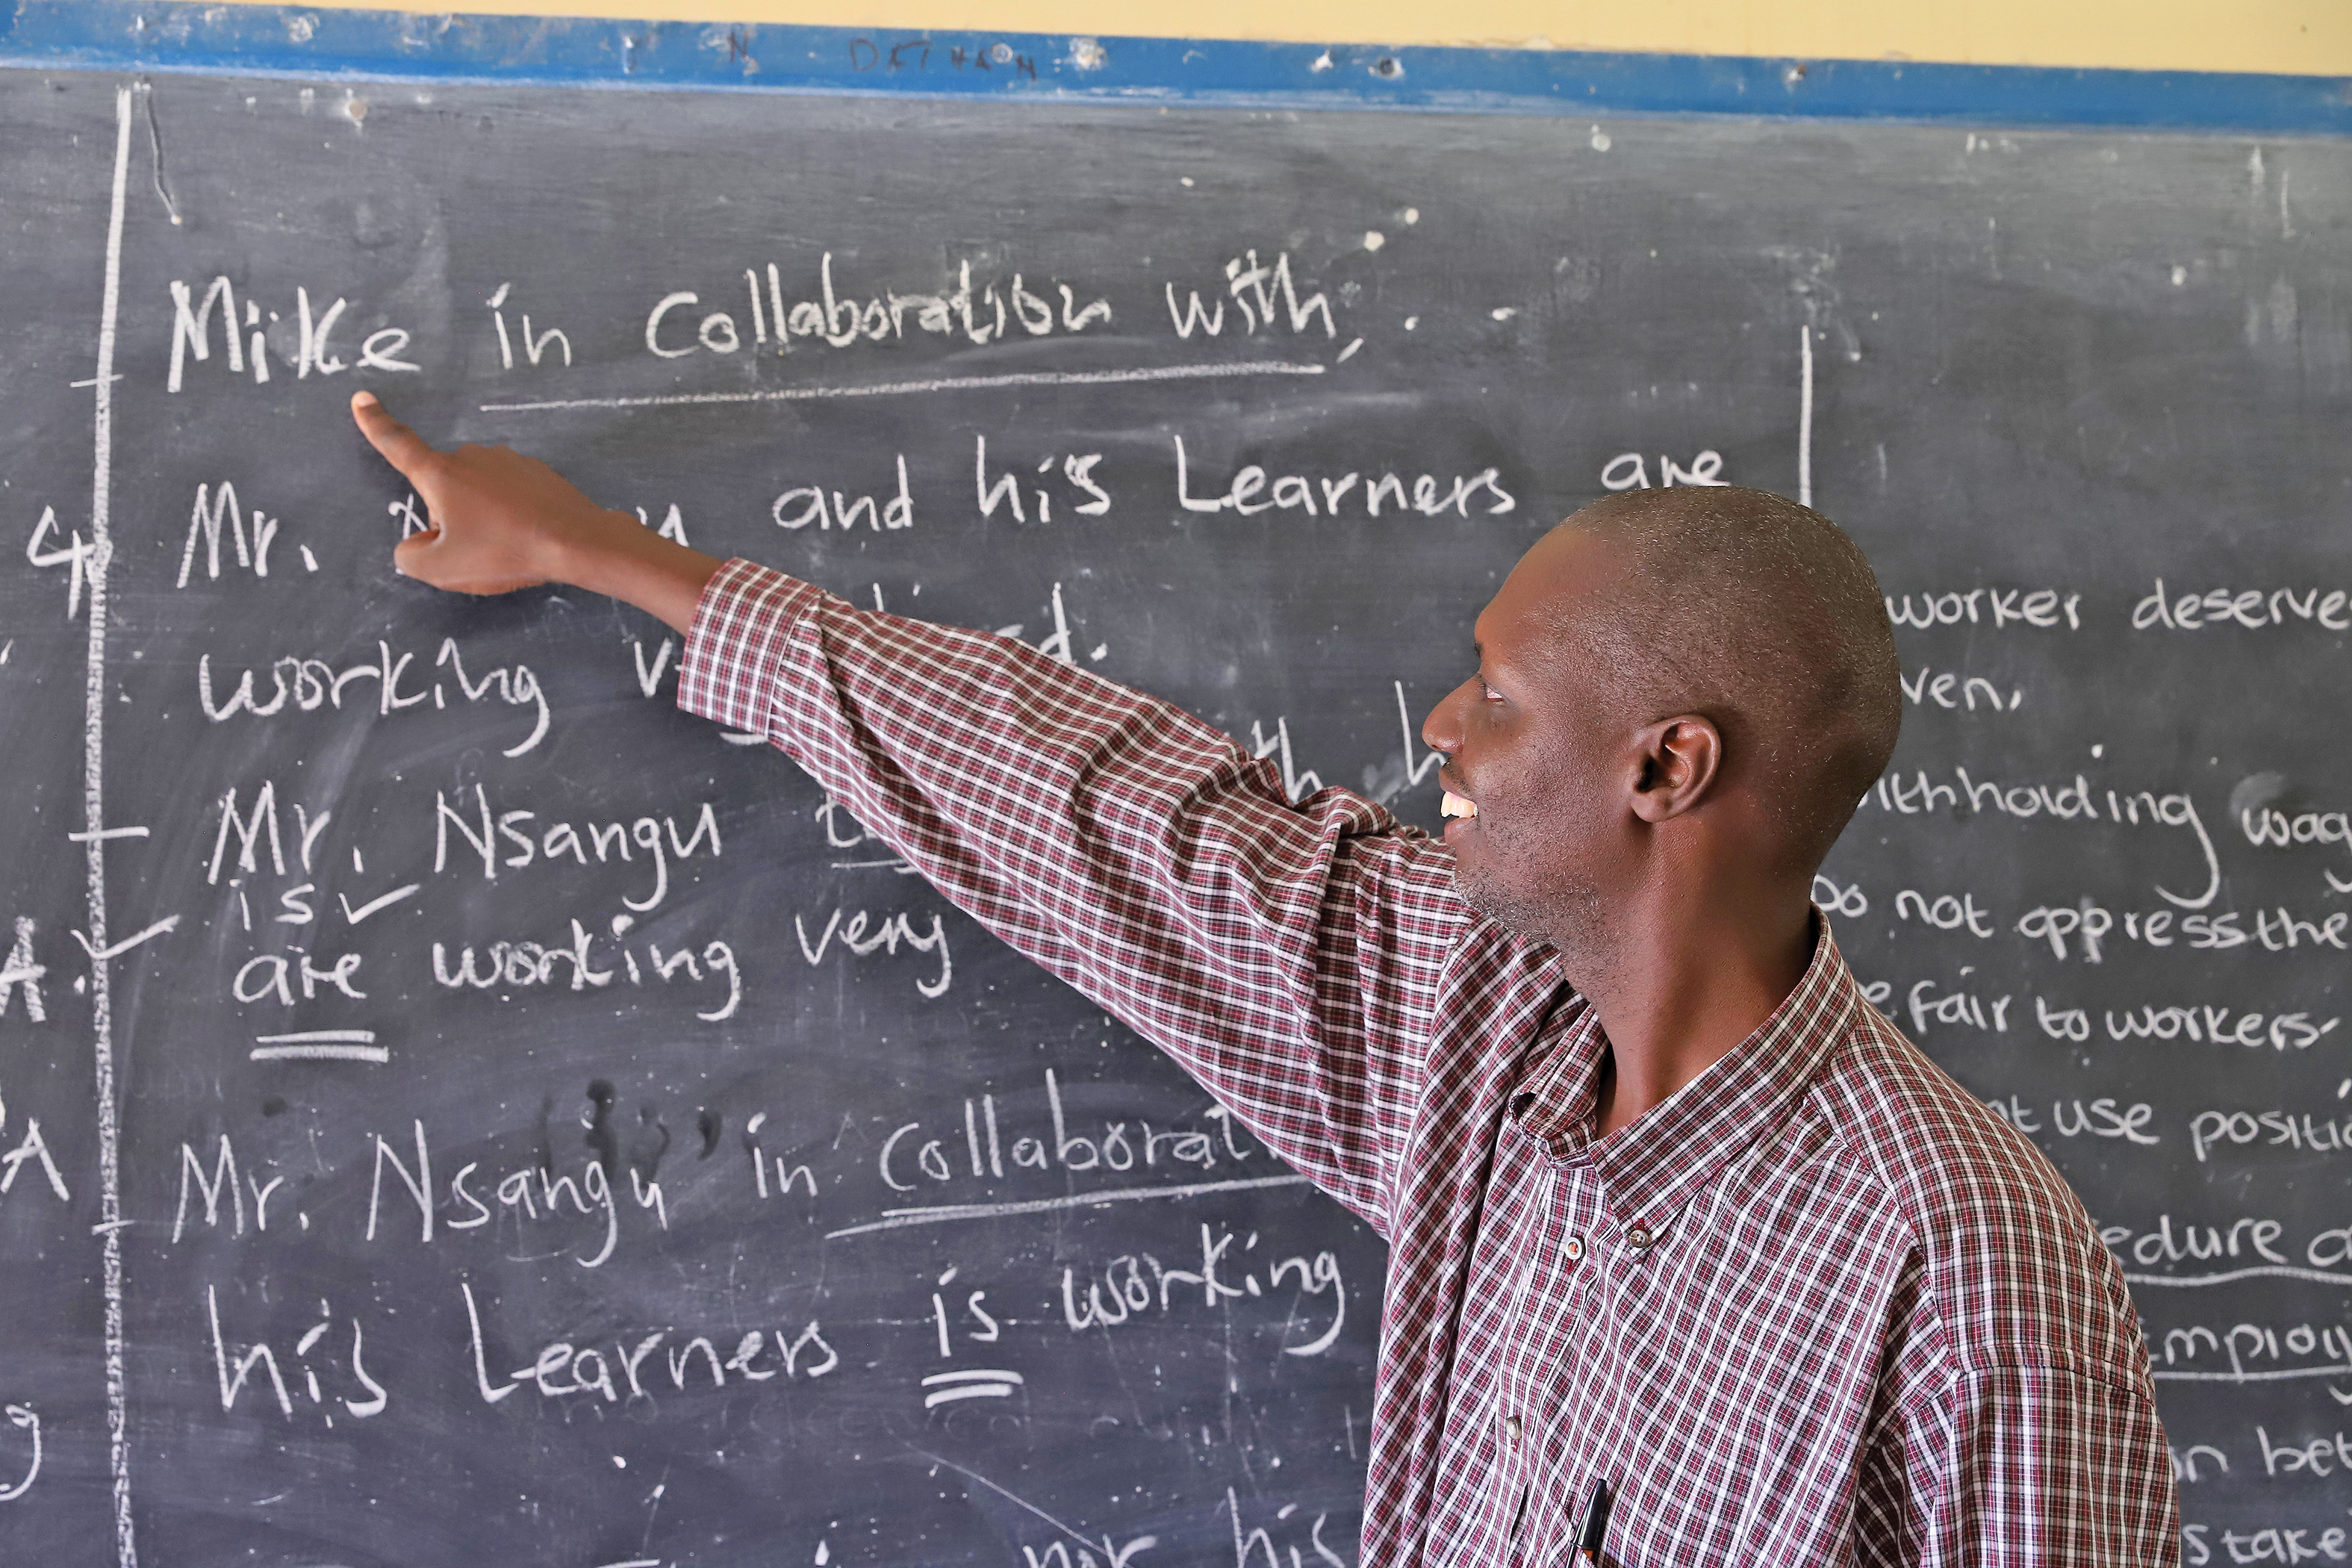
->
[353,389,2177,1567]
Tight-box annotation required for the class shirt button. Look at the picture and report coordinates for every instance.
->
[1625,1224,1654,1251]
[1505,1413,1522,1446]
[1564,1235,1585,1263]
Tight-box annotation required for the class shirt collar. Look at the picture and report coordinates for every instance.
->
[1510,914,1857,1237]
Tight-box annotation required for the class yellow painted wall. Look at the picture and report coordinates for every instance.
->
[231,0,2348,79]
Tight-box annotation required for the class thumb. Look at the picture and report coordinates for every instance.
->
[350,390,444,483]
[389,524,441,579]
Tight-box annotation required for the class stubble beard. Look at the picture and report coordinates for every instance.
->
[1451,833,1613,985]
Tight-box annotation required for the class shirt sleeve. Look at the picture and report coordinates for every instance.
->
[676,558,1468,1233]
[1862,1355,2180,1567]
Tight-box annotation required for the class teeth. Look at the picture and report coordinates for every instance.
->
[1441,791,1478,820]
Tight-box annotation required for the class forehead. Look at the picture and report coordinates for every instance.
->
[1475,527,1621,659]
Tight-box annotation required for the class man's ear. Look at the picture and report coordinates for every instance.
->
[1628,715,1723,824]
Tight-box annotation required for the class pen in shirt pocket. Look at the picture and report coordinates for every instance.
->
[1574,1476,1611,1564]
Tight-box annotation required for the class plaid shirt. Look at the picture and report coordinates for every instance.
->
[679,559,2180,1567]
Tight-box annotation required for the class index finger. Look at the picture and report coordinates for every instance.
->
[349,390,444,481]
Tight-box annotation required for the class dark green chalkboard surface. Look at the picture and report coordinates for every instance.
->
[0,43,2347,1568]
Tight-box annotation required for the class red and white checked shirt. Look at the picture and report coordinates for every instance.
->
[679,559,2180,1567]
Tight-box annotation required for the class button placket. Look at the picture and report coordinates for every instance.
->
[1491,1147,1547,1515]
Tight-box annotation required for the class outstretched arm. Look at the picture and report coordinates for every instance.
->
[350,389,724,628]
[349,394,1466,1233]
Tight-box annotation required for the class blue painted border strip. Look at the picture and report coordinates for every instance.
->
[3,0,2347,135]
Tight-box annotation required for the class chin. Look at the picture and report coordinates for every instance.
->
[1451,859,1605,963]
[1450,862,1542,939]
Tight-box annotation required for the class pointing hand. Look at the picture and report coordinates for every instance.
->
[351,389,615,594]
[349,391,726,632]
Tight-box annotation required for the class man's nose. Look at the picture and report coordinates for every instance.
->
[1421,684,1467,759]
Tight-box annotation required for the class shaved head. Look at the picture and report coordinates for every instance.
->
[1552,485,1900,875]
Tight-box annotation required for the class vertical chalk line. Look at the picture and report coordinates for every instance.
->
[86,84,137,1568]
[1796,323,1814,509]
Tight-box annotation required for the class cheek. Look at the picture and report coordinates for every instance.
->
[1493,736,1611,846]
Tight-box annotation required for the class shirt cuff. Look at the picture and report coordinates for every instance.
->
[676,557,824,739]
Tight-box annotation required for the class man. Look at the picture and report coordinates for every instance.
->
[349,391,2178,1564]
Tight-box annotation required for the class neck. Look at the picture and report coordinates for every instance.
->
[1575,886,1814,1139]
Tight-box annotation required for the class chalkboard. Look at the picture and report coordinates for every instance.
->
[0,44,2348,1568]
